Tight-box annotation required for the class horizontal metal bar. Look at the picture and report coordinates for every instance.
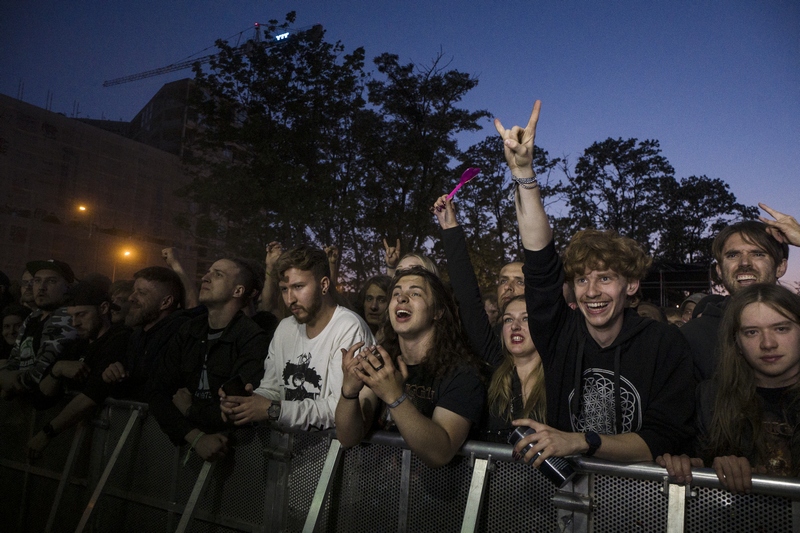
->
[572,456,800,500]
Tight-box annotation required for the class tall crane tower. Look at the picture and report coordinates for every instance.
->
[103,23,315,87]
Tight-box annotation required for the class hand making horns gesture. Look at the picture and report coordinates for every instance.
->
[493,100,541,176]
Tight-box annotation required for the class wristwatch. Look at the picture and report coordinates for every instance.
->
[267,401,281,422]
[42,422,58,439]
[584,431,601,457]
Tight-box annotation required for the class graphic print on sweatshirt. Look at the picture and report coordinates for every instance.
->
[568,368,641,434]
[282,353,322,401]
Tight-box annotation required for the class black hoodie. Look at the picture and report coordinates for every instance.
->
[523,241,696,458]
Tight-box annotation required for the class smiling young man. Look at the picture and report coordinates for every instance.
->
[681,217,795,381]
[220,245,374,431]
[495,101,695,465]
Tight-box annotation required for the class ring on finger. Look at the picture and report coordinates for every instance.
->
[373,364,385,371]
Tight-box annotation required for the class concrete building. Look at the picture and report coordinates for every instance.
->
[0,88,200,289]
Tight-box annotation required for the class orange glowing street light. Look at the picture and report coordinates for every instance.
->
[112,249,134,281]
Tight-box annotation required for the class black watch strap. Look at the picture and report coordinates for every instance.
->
[584,431,601,457]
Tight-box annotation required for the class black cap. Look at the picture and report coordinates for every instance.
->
[68,281,111,307]
[26,259,76,284]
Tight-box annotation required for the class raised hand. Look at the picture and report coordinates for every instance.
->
[759,203,800,247]
[431,195,459,230]
[265,242,283,274]
[161,247,179,269]
[383,238,401,269]
[494,100,541,177]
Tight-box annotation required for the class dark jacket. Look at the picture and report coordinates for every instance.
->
[680,298,728,382]
[147,311,268,445]
[523,241,696,458]
[81,309,195,404]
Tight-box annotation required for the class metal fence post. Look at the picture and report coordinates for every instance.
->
[75,406,142,532]
[460,455,489,533]
[302,438,343,533]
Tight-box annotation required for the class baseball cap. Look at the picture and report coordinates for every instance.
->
[26,259,76,284]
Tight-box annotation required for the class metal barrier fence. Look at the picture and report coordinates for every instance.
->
[1,397,799,532]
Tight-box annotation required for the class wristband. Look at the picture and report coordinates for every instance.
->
[341,388,360,400]
[387,392,408,409]
[511,174,538,185]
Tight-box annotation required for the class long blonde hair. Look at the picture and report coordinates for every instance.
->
[487,296,546,423]
[704,284,800,469]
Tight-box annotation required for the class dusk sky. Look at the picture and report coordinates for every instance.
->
[3,1,798,284]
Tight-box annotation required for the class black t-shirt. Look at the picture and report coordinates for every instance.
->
[478,370,524,443]
[376,363,485,432]
[756,386,795,477]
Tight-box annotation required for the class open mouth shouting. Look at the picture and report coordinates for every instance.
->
[394,308,412,322]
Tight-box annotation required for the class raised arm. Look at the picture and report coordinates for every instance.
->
[432,195,503,368]
[324,246,341,289]
[383,238,401,278]
[259,242,284,318]
[162,247,199,309]
[494,100,551,251]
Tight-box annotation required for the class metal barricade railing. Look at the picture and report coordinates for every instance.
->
[2,397,799,532]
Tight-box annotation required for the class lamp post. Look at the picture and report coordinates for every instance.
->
[112,250,132,282]
[77,204,94,237]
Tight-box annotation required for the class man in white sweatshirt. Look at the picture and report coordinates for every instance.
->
[220,245,374,431]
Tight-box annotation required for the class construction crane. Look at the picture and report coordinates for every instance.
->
[103,23,317,87]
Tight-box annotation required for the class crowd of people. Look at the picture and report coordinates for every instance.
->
[2,100,800,496]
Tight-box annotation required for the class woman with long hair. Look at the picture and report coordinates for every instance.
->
[482,295,546,441]
[429,194,546,442]
[660,283,800,493]
[335,266,485,468]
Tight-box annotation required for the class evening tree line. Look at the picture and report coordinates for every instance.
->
[178,13,755,291]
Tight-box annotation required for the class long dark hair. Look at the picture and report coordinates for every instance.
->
[704,283,800,471]
[379,266,480,379]
[487,295,546,422]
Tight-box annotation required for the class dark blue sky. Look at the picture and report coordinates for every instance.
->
[3,1,798,283]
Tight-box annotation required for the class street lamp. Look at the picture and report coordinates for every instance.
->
[112,249,132,282]
[77,204,93,237]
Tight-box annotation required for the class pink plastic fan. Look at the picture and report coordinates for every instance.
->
[447,167,481,199]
